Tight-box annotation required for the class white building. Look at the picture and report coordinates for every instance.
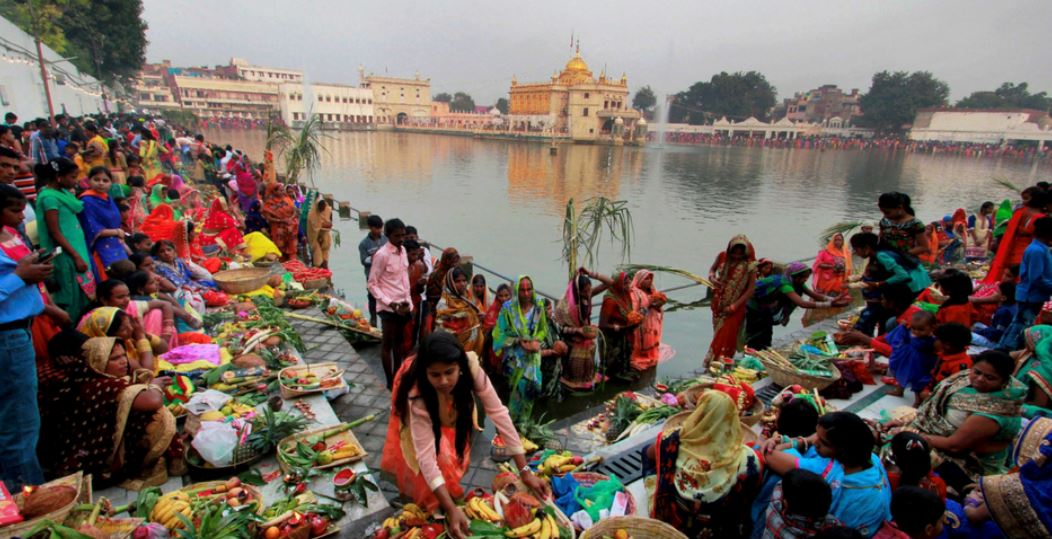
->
[278,82,374,129]
[0,15,108,119]
[909,108,1052,146]
[231,57,303,83]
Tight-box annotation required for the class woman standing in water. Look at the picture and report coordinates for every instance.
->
[705,235,756,367]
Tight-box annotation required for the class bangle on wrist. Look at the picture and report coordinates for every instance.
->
[519,464,531,476]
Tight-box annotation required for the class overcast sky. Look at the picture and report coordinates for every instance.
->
[141,0,1051,106]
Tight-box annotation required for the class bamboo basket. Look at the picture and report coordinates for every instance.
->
[759,355,841,391]
[568,472,635,529]
[176,480,264,515]
[278,362,345,399]
[213,267,271,295]
[679,384,766,426]
[0,472,85,539]
[277,423,368,472]
[580,516,687,539]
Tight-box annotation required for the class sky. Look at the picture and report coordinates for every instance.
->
[141,0,1052,106]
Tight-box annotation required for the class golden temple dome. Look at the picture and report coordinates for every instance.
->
[564,52,590,73]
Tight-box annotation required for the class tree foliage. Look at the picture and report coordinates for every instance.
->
[433,92,452,103]
[669,71,777,124]
[495,97,509,115]
[0,0,148,85]
[956,82,1051,111]
[632,86,657,115]
[857,71,949,133]
[450,91,476,113]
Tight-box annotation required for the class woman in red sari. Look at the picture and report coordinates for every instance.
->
[805,232,851,326]
[199,197,244,254]
[260,183,298,261]
[705,235,756,367]
[630,270,669,370]
[985,188,1047,284]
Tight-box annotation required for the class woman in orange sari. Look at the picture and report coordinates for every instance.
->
[260,183,298,261]
[630,269,669,370]
[705,235,756,367]
[381,332,548,535]
[805,232,851,326]
[985,188,1047,284]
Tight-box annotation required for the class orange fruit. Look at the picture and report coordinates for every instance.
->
[614,530,630,539]
[264,526,281,539]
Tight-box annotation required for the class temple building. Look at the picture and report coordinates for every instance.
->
[508,47,642,143]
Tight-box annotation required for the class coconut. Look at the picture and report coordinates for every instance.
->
[21,484,77,519]
[233,353,265,369]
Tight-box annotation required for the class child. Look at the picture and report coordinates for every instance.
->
[760,469,841,538]
[875,486,944,539]
[925,323,973,397]
[776,398,821,439]
[886,432,946,500]
[935,270,977,328]
[971,281,1015,347]
[884,310,937,402]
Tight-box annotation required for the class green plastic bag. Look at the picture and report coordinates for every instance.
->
[573,476,624,521]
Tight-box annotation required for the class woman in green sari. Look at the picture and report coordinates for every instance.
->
[899,350,1025,494]
[492,275,563,421]
[990,199,1014,253]
[1013,325,1052,413]
[35,158,95,321]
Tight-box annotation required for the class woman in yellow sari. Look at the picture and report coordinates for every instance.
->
[39,336,176,489]
[434,267,485,357]
[78,306,158,373]
[306,198,333,269]
[138,130,168,179]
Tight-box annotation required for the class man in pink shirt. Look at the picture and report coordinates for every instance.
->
[368,218,412,388]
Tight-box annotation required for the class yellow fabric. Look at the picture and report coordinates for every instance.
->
[674,391,754,502]
[243,231,282,262]
[83,336,120,376]
[79,306,121,337]
[157,347,232,373]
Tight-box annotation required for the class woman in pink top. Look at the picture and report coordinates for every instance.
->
[381,332,550,538]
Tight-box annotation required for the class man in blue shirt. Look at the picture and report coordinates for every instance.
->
[999,216,1052,351]
[358,214,387,327]
[0,229,52,489]
[28,119,59,165]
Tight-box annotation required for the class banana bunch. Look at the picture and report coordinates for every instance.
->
[464,496,501,523]
[729,367,760,383]
[504,512,560,538]
[150,490,192,530]
[520,436,539,453]
[537,452,578,477]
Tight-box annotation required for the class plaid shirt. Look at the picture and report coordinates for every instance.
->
[761,484,841,539]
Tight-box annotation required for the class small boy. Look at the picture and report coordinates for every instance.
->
[884,311,937,402]
[874,486,944,539]
[923,323,973,400]
[761,469,840,538]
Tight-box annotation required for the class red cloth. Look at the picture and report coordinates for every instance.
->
[936,303,977,327]
[141,204,180,243]
[928,351,973,390]
[985,207,1045,283]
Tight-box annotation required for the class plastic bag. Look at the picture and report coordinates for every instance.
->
[183,389,231,415]
[191,421,238,466]
[573,475,624,522]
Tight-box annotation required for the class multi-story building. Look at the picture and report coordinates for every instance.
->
[361,71,431,125]
[783,85,861,126]
[279,82,374,128]
[172,75,280,121]
[231,57,303,83]
[507,48,642,143]
[132,62,181,112]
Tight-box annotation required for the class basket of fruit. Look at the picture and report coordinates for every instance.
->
[579,516,687,539]
[0,472,86,538]
[277,422,368,472]
[279,363,346,399]
[148,478,262,532]
[464,491,575,539]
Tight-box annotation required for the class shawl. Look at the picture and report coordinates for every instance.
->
[493,275,549,347]
[148,183,166,211]
[993,199,1013,238]
[951,208,968,229]
[674,391,755,503]
[812,233,852,280]
[435,270,484,355]
[37,184,84,218]
[261,182,296,224]
[714,234,756,312]
[78,306,121,337]
[910,370,1025,439]
[555,276,592,330]
[603,271,646,324]
[426,248,460,306]
[235,171,257,198]
[141,204,180,243]
[78,189,127,267]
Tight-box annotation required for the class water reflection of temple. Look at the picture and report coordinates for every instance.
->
[505,143,644,213]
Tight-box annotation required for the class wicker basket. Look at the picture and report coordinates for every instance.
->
[568,472,635,529]
[580,516,687,539]
[0,472,85,539]
[302,277,330,290]
[279,362,346,399]
[173,480,264,516]
[758,356,841,391]
[212,267,271,295]
[679,384,766,427]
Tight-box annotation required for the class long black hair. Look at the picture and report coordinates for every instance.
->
[393,332,477,459]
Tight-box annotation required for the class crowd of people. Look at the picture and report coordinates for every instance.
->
[3,108,1052,539]
[0,110,336,493]
[650,130,1052,161]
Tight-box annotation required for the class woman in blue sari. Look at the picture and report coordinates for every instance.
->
[79,167,129,280]
[150,240,215,292]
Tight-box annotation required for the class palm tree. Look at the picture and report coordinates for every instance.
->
[284,112,330,186]
[561,197,634,281]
